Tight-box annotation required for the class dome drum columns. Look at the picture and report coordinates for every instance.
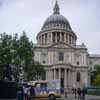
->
[37,32,76,45]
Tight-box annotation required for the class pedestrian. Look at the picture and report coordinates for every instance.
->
[30,85,36,100]
[77,88,81,100]
[82,88,85,100]
[64,89,67,98]
[23,84,29,100]
[17,86,24,100]
[74,88,77,98]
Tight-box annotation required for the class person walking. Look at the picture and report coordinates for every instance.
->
[77,88,81,100]
[82,88,86,100]
[23,84,29,100]
[17,86,24,100]
[30,85,36,100]
[74,88,77,98]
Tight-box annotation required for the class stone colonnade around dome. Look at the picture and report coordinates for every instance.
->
[37,31,76,45]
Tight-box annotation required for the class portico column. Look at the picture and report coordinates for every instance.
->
[48,33,50,43]
[46,34,48,44]
[59,68,61,80]
[72,71,75,87]
[60,32,62,42]
[47,69,51,79]
[67,69,69,87]
[51,32,53,43]
[46,69,48,80]
[70,70,72,87]
[55,32,57,43]
[71,36,73,44]
[50,69,53,80]
[40,36,41,44]
[44,34,45,44]
[59,68,61,87]
[64,69,67,88]
[41,35,43,44]
[68,34,69,44]
[69,70,71,87]
[42,35,44,44]
[54,69,56,80]
[64,33,66,43]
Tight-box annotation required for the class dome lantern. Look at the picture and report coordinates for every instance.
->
[53,0,60,14]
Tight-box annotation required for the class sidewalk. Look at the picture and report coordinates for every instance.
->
[61,94,100,100]
[61,94,76,100]
[86,95,100,100]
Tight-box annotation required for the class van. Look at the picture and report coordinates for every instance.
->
[28,80,61,100]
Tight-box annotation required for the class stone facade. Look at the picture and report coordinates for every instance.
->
[33,1,100,88]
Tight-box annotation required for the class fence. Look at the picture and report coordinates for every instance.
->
[0,80,17,99]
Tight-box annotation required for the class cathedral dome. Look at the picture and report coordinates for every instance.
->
[41,0,72,31]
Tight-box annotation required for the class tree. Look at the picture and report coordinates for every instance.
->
[17,32,34,79]
[0,33,13,64]
[0,32,46,81]
[27,63,46,81]
[93,74,100,86]
[94,64,100,75]
[90,64,100,85]
[17,31,46,81]
[0,33,13,79]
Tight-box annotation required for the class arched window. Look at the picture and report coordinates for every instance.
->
[76,72,81,82]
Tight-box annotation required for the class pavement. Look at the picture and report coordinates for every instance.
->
[0,94,100,100]
[61,94,100,100]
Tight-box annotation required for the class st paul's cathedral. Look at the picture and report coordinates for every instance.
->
[34,1,100,89]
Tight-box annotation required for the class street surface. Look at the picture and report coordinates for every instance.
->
[0,94,100,100]
[61,94,100,100]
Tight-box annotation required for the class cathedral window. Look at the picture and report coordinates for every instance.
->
[45,33,47,44]
[77,61,79,65]
[76,72,81,82]
[53,32,55,43]
[69,35,71,44]
[62,32,64,42]
[42,53,46,64]
[56,69,59,79]
[43,60,46,64]
[57,32,60,42]
[58,52,64,61]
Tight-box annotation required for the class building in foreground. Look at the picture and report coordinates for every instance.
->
[34,1,100,88]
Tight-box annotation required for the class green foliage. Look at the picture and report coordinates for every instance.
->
[27,63,46,81]
[93,74,100,86]
[18,32,33,71]
[0,33,13,64]
[91,64,100,86]
[0,32,45,81]
[94,64,100,75]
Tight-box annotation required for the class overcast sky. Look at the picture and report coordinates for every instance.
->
[0,0,100,54]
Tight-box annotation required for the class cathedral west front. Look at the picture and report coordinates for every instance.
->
[34,1,100,89]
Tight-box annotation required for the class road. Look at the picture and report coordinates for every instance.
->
[0,94,100,100]
[61,94,100,100]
